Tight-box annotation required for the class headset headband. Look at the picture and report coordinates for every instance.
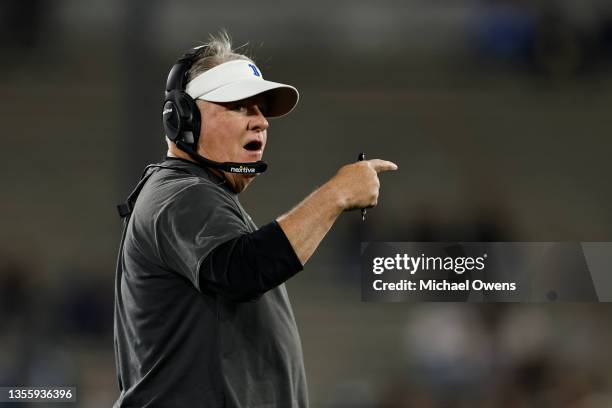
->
[165,48,202,94]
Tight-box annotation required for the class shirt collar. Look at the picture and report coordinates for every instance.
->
[163,156,231,192]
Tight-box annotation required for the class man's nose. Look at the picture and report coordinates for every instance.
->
[248,105,269,131]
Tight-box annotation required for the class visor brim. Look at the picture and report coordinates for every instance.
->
[196,79,299,118]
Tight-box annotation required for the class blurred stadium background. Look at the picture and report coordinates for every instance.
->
[2,0,612,406]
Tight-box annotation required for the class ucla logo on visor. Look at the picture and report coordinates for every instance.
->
[248,64,261,77]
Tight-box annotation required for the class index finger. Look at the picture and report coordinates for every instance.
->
[369,159,398,173]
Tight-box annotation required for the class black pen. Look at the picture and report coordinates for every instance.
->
[358,153,366,221]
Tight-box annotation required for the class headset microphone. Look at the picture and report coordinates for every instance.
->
[175,140,268,174]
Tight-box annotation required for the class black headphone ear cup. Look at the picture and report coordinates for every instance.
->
[162,100,180,141]
[175,93,199,147]
[163,91,201,146]
[163,90,184,141]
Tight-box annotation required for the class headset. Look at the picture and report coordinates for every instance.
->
[162,47,268,174]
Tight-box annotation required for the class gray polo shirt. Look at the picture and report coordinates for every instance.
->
[114,158,308,407]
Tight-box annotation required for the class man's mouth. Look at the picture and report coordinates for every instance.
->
[243,140,263,152]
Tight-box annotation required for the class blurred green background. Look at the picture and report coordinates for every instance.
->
[2,0,612,406]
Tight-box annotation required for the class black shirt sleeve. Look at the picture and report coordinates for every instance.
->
[200,221,303,302]
[156,180,302,300]
[156,182,251,289]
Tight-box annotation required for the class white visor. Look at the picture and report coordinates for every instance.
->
[185,60,299,118]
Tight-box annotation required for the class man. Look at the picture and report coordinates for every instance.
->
[114,32,397,408]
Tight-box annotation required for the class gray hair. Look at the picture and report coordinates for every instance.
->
[187,30,254,82]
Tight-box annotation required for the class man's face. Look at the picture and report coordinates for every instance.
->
[195,94,269,193]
